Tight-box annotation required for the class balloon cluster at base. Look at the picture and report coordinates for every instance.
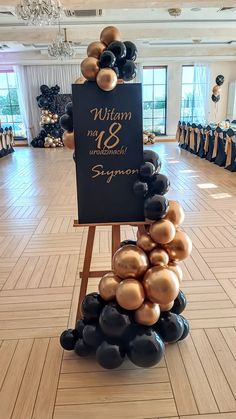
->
[31,84,64,148]
[211,74,224,103]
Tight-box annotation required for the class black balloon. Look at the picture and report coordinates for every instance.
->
[38,96,49,108]
[171,290,187,315]
[143,150,161,172]
[59,114,73,132]
[65,101,73,116]
[31,139,37,147]
[99,50,116,68]
[74,339,93,357]
[144,194,169,220]
[178,315,190,341]
[124,41,137,61]
[52,129,61,138]
[120,239,137,247]
[216,74,224,86]
[120,60,137,81]
[81,292,105,322]
[60,329,77,350]
[126,325,164,368]
[148,173,170,196]
[133,180,149,197]
[96,341,125,369]
[37,139,44,148]
[211,94,220,103]
[139,162,156,180]
[83,324,104,349]
[40,84,50,94]
[74,318,86,339]
[99,302,131,338]
[155,312,184,343]
[107,41,126,60]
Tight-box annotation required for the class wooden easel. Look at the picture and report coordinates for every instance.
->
[73,221,148,323]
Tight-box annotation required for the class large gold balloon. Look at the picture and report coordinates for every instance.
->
[168,262,183,282]
[149,248,169,267]
[96,68,117,92]
[116,279,145,310]
[159,301,174,312]
[87,41,106,59]
[164,200,185,226]
[113,245,149,279]
[213,84,221,95]
[63,131,74,150]
[164,230,192,261]
[100,26,121,46]
[134,301,160,326]
[149,219,176,245]
[98,272,121,301]
[81,57,99,81]
[74,75,86,84]
[143,266,179,305]
[137,233,157,252]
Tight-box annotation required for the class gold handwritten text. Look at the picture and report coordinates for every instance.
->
[91,164,138,184]
[90,107,132,121]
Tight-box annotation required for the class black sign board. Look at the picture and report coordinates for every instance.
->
[72,83,144,224]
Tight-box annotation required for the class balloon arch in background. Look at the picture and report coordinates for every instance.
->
[60,26,192,369]
[211,74,224,104]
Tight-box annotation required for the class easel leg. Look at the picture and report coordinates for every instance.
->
[75,226,96,323]
[112,225,121,264]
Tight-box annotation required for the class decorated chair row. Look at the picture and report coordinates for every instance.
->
[0,127,15,158]
[176,121,236,172]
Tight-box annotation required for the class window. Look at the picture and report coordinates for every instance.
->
[0,69,26,138]
[142,66,167,135]
[181,65,209,123]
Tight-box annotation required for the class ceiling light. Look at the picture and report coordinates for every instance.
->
[16,0,63,26]
[48,26,75,59]
[168,8,182,17]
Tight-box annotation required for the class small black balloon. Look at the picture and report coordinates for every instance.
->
[99,302,131,339]
[124,41,137,61]
[99,50,116,68]
[143,150,161,172]
[40,84,50,94]
[81,292,105,322]
[38,96,49,108]
[139,162,156,181]
[59,114,73,132]
[107,41,126,60]
[65,101,73,116]
[120,60,137,81]
[144,194,169,220]
[155,312,184,343]
[148,173,170,196]
[216,74,224,86]
[74,319,87,339]
[120,239,137,247]
[133,180,149,197]
[60,329,77,350]
[74,339,93,357]
[126,325,164,368]
[178,315,190,341]
[31,139,37,147]
[96,341,125,369]
[83,324,104,349]
[171,290,187,315]
[211,94,220,103]
[37,139,44,148]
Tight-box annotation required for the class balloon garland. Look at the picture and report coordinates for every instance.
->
[31,84,64,148]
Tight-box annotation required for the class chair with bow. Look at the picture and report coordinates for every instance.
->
[196,124,205,158]
[176,120,181,143]
[189,123,197,154]
[205,125,215,162]
[225,128,236,172]
[213,126,226,167]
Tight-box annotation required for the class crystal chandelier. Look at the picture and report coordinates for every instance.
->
[48,27,75,59]
[168,8,182,17]
[16,0,63,26]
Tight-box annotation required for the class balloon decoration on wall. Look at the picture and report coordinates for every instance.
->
[31,84,64,148]
[211,74,224,103]
[60,149,191,369]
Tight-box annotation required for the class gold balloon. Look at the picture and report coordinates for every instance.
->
[75,75,86,84]
[143,266,179,305]
[159,301,174,311]
[134,300,160,326]
[100,26,121,46]
[116,279,145,310]
[165,200,185,226]
[149,248,169,267]
[168,262,183,282]
[137,233,157,252]
[87,41,106,59]
[44,116,51,124]
[81,57,99,81]
[213,84,221,95]
[44,110,49,115]
[63,131,75,150]
[98,272,121,301]
[113,245,149,279]
[96,68,117,92]
[164,230,192,261]
[48,138,53,145]
[149,219,176,245]
[54,114,58,119]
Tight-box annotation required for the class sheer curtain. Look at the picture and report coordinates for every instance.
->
[193,64,210,124]
[15,64,80,142]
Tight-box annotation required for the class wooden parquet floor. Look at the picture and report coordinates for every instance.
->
[0,144,236,419]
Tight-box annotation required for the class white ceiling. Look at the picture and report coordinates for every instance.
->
[0,2,236,64]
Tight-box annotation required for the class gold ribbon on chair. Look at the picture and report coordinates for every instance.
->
[204,130,211,153]
[176,125,181,142]
[225,134,235,167]
[212,131,223,159]
[195,128,201,152]
[185,126,190,146]
[189,128,195,151]
[179,125,185,145]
